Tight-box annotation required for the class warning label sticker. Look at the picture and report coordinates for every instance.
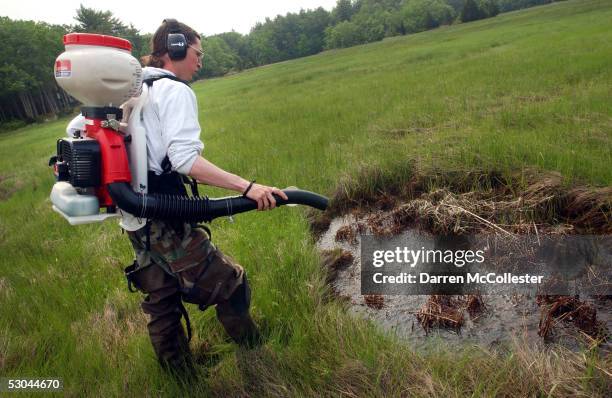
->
[55,60,71,78]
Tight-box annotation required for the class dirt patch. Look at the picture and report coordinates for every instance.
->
[0,175,9,201]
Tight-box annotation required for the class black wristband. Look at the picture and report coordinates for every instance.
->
[242,180,256,197]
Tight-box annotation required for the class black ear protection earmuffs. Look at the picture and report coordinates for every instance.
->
[164,18,187,60]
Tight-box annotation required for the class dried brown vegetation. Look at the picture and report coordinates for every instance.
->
[314,165,611,237]
[0,328,9,371]
[334,225,357,244]
[537,295,608,342]
[465,294,487,319]
[415,295,487,334]
[320,248,354,284]
[309,212,332,238]
[316,163,610,359]
[0,277,12,300]
[364,294,385,309]
[73,289,146,353]
[0,174,23,202]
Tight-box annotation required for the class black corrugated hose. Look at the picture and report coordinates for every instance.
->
[107,182,328,223]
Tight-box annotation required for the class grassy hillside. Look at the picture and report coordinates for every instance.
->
[0,0,610,396]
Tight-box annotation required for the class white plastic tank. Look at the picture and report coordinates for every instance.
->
[55,33,142,107]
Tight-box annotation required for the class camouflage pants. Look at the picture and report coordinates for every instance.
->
[126,220,260,367]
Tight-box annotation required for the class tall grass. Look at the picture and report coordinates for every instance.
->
[0,0,610,395]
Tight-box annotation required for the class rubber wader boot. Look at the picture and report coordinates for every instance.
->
[215,276,262,348]
[136,264,194,373]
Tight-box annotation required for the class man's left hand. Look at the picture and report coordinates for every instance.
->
[246,184,289,210]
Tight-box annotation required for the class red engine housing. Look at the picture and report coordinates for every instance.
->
[85,119,132,207]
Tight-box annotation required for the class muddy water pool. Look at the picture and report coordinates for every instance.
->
[317,214,611,351]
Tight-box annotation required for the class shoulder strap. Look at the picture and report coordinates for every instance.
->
[143,74,190,87]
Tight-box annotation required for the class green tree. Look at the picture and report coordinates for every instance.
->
[0,17,71,122]
[73,4,126,35]
[461,0,485,22]
[498,0,552,13]
[401,0,455,33]
[446,0,465,13]
[480,0,501,17]
[198,36,239,78]
[246,19,282,66]
[296,8,332,56]
[72,5,148,59]
[332,0,356,23]
[217,31,252,69]
[324,21,362,48]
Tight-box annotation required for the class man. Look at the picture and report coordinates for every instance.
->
[126,19,288,373]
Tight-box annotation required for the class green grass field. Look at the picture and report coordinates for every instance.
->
[0,0,610,395]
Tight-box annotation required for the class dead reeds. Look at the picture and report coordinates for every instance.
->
[364,295,385,309]
[335,225,357,244]
[415,294,486,334]
[314,166,611,236]
[320,248,354,284]
[537,295,608,343]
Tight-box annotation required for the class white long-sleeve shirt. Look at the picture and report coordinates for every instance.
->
[141,67,204,176]
[65,67,203,176]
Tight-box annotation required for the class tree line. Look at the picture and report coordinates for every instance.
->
[0,0,563,128]
[197,0,563,77]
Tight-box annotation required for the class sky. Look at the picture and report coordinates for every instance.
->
[1,0,339,36]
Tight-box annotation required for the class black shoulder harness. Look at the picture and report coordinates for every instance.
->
[143,74,190,87]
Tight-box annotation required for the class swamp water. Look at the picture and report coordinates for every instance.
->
[317,214,611,351]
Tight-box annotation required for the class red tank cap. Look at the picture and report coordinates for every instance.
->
[64,33,132,51]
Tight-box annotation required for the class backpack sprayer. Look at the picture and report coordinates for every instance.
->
[49,33,328,228]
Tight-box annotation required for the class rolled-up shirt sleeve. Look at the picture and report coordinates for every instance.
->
[158,84,204,175]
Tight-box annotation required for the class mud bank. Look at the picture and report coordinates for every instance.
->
[314,168,611,351]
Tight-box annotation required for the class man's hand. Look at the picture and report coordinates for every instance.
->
[246,184,289,211]
[188,157,288,210]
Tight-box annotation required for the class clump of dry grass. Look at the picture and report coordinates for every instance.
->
[315,164,611,236]
[510,337,612,397]
[364,294,385,309]
[415,295,487,334]
[0,327,10,371]
[537,295,608,343]
[465,294,487,319]
[308,211,332,239]
[0,277,12,300]
[74,288,146,353]
[320,248,354,284]
[334,225,357,244]
[523,171,612,233]
[325,162,509,217]
[0,174,24,202]
[416,295,466,333]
